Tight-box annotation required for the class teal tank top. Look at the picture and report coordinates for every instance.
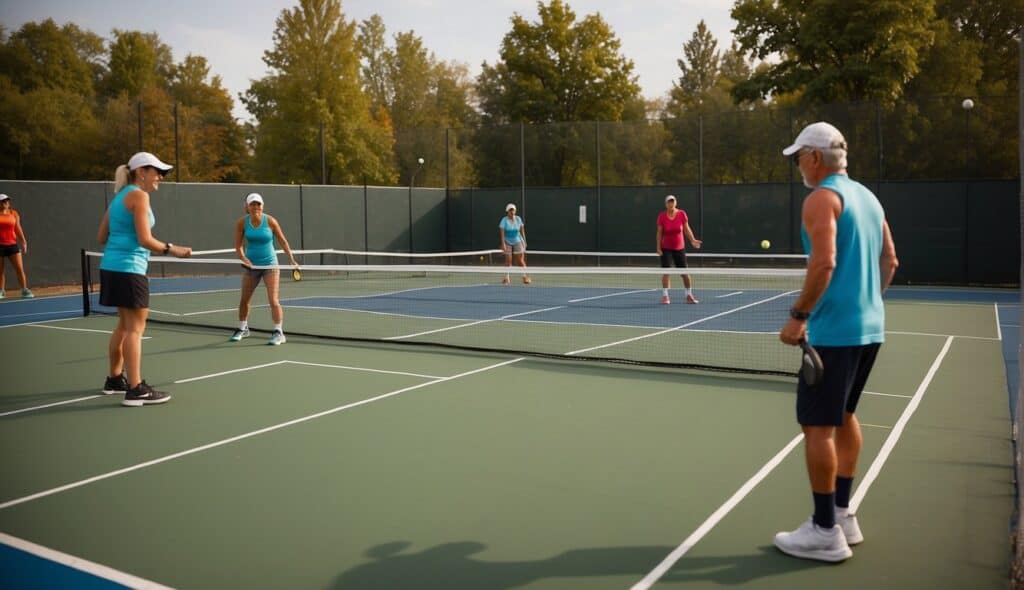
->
[800,174,886,346]
[244,215,277,266]
[100,185,154,275]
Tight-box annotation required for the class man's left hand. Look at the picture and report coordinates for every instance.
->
[780,317,806,346]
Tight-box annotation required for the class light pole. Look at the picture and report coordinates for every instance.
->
[962,98,975,282]
[409,157,424,255]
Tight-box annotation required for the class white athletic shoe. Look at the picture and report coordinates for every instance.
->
[229,328,250,342]
[837,511,863,545]
[268,330,286,346]
[773,517,852,562]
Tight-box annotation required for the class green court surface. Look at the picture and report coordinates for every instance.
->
[0,297,1013,589]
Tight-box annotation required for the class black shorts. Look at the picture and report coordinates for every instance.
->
[660,249,687,268]
[796,343,882,426]
[99,270,150,308]
[0,244,20,257]
[242,266,278,286]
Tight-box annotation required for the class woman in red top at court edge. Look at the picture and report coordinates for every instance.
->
[0,194,33,299]
[655,194,701,304]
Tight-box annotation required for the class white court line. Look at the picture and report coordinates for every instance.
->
[283,283,490,301]
[283,360,443,380]
[568,289,655,303]
[174,361,290,384]
[995,303,1002,341]
[633,337,953,589]
[0,395,104,418]
[385,306,566,340]
[0,357,523,511]
[630,434,805,590]
[0,315,89,330]
[864,390,912,399]
[26,324,152,339]
[886,330,998,341]
[568,290,799,356]
[0,309,80,319]
[849,336,954,512]
[0,532,172,590]
[716,291,744,298]
[860,423,892,429]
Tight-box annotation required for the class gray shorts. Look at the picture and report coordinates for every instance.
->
[242,266,279,286]
[506,241,525,254]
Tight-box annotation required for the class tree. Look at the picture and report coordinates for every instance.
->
[730,0,937,106]
[243,0,394,185]
[475,0,641,186]
[103,30,174,97]
[0,19,98,95]
[668,20,720,113]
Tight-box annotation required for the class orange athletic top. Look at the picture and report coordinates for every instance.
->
[0,210,19,245]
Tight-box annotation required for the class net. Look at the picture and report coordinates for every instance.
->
[82,250,806,376]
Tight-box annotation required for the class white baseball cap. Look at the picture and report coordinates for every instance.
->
[506,203,516,211]
[782,122,847,156]
[664,195,676,203]
[127,151,173,172]
[0,194,9,202]
[245,193,264,205]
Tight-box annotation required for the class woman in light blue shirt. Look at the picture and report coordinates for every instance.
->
[230,193,298,345]
[498,203,530,285]
[97,152,191,406]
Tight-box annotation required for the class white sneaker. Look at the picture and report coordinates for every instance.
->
[773,517,852,562]
[837,511,863,545]
[229,328,250,342]
[268,330,286,345]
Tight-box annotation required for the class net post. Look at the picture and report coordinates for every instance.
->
[80,248,91,317]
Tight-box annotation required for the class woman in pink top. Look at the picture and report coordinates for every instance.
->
[656,195,702,304]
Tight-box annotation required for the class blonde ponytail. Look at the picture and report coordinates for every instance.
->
[114,164,130,192]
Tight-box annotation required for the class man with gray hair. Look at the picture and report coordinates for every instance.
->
[773,122,899,561]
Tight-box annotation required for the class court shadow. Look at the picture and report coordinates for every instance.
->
[331,541,819,589]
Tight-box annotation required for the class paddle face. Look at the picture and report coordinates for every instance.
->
[800,339,824,386]
[292,267,302,282]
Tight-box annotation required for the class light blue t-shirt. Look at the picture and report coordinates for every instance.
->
[244,215,277,266]
[800,174,886,346]
[499,216,524,244]
[100,185,154,276]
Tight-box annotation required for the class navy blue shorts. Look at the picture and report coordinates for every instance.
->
[796,343,881,426]
[0,243,20,257]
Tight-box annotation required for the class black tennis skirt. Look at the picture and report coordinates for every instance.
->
[100,270,150,308]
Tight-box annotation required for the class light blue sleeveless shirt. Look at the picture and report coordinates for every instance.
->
[499,216,524,244]
[800,174,886,346]
[244,215,277,267]
[100,185,153,275]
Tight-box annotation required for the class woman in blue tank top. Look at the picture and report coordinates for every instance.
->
[230,193,298,345]
[97,152,192,407]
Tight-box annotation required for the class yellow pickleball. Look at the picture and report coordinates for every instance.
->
[760,240,771,249]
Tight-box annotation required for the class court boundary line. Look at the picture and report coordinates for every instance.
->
[175,360,444,384]
[0,395,104,418]
[849,335,954,511]
[629,434,806,590]
[0,309,81,320]
[995,303,1002,341]
[26,324,152,339]
[567,290,799,356]
[0,531,172,590]
[0,315,85,330]
[886,330,998,341]
[385,305,566,340]
[568,289,655,303]
[864,390,912,399]
[716,291,744,298]
[0,357,524,511]
[631,336,953,590]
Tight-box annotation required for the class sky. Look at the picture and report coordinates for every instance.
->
[0,0,738,120]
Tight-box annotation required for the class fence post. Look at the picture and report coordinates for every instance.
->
[320,121,327,185]
[595,120,601,253]
[445,127,451,252]
[137,100,143,152]
[698,111,704,238]
[174,102,180,182]
[520,122,526,217]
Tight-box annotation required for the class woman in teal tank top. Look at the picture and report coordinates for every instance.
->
[231,193,298,345]
[97,152,192,407]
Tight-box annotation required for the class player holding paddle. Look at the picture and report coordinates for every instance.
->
[231,193,299,345]
[499,203,530,285]
[775,122,899,562]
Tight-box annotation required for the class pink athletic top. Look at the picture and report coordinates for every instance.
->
[657,210,687,250]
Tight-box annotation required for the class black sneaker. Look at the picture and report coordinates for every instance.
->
[102,373,129,395]
[122,381,172,407]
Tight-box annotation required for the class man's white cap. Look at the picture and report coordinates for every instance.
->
[506,203,516,211]
[245,193,264,205]
[128,151,173,172]
[0,194,9,202]
[782,122,847,156]
[664,195,676,203]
